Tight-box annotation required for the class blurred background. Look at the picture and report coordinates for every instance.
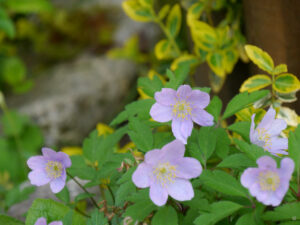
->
[0,0,299,219]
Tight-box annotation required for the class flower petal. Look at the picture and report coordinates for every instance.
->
[188,90,210,109]
[50,176,66,193]
[34,217,47,225]
[132,162,152,188]
[42,147,57,159]
[150,103,172,122]
[145,149,162,165]
[269,137,288,152]
[175,157,202,179]
[280,158,294,178]
[240,168,259,188]
[155,88,177,106]
[256,156,277,169]
[257,107,276,130]
[250,114,256,143]
[27,156,47,170]
[56,152,72,168]
[171,118,187,144]
[149,182,168,206]
[191,108,214,126]
[161,139,185,162]
[180,118,193,140]
[28,170,51,186]
[176,85,192,99]
[166,178,194,201]
[49,222,63,225]
[268,119,287,137]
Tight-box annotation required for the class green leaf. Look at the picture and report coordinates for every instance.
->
[25,199,86,225]
[206,51,226,78]
[137,75,163,97]
[115,181,136,206]
[222,90,269,119]
[217,153,256,169]
[1,57,26,86]
[227,121,251,142]
[0,214,24,225]
[273,73,300,93]
[273,64,288,75]
[187,2,205,26]
[158,4,170,20]
[19,125,43,153]
[117,166,136,184]
[75,193,95,203]
[245,45,274,73]
[236,213,257,225]
[55,186,70,204]
[200,170,248,198]
[124,200,157,221]
[87,210,108,225]
[152,206,178,225]
[240,75,272,92]
[206,96,222,123]
[0,110,29,136]
[262,202,300,221]
[289,125,300,179]
[166,4,181,37]
[6,0,53,13]
[214,127,230,159]
[165,62,190,89]
[5,186,35,209]
[128,117,153,152]
[0,9,15,38]
[194,201,242,225]
[154,39,176,60]
[110,99,155,126]
[68,155,97,180]
[122,0,154,22]
[190,21,217,51]
[275,91,297,103]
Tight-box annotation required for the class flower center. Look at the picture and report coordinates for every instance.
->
[256,128,271,149]
[153,162,177,187]
[45,161,63,179]
[259,170,280,191]
[172,100,192,119]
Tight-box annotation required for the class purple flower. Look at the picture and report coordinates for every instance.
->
[132,140,202,206]
[27,148,71,193]
[250,107,288,156]
[150,85,213,144]
[241,156,294,206]
[35,217,63,225]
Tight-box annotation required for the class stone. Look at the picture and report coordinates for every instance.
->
[7,55,136,146]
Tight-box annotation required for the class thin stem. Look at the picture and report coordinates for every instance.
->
[289,186,298,198]
[155,18,181,56]
[75,207,91,218]
[107,185,115,204]
[67,172,100,209]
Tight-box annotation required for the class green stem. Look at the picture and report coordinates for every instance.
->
[107,185,115,204]
[67,172,100,209]
[155,18,181,56]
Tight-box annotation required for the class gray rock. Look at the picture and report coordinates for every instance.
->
[8,55,136,146]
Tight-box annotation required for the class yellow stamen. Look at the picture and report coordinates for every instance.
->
[259,171,280,191]
[172,100,192,120]
[256,128,272,150]
[153,162,177,187]
[45,161,63,179]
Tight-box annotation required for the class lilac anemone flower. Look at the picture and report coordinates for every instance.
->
[250,107,288,156]
[150,85,214,144]
[27,148,71,193]
[132,140,202,206]
[35,217,63,225]
[241,156,294,206]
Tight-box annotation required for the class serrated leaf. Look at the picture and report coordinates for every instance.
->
[128,117,153,152]
[245,45,274,73]
[200,170,248,198]
[165,62,190,89]
[68,155,96,180]
[166,4,181,37]
[236,213,256,225]
[206,96,222,123]
[87,210,108,225]
[137,75,163,97]
[262,202,300,221]
[122,0,154,22]
[214,127,230,159]
[222,90,269,119]
[194,201,242,225]
[25,199,86,225]
[55,186,70,204]
[227,121,251,142]
[115,181,136,206]
[240,75,272,92]
[273,64,288,75]
[152,206,178,225]
[217,153,256,169]
[124,200,157,221]
[273,73,300,93]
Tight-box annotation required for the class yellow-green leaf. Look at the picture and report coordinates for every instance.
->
[171,54,199,71]
[224,49,239,74]
[240,75,272,92]
[245,45,274,73]
[122,0,154,22]
[207,51,226,78]
[158,4,170,20]
[155,39,175,60]
[273,73,300,93]
[273,64,288,75]
[275,91,297,103]
[138,0,152,7]
[187,2,205,26]
[166,4,181,37]
[210,72,226,93]
[189,21,217,51]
